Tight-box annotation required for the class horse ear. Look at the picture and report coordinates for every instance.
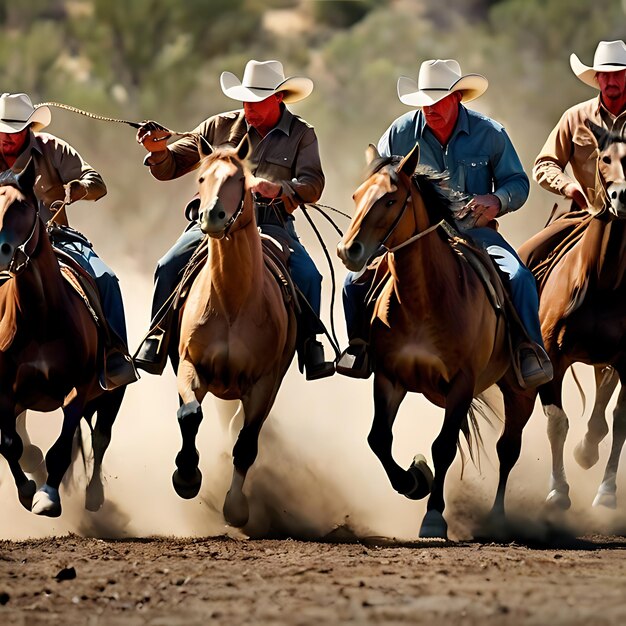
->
[365,144,380,165]
[235,134,251,161]
[197,135,213,159]
[586,119,610,150]
[397,142,420,176]
[15,158,36,192]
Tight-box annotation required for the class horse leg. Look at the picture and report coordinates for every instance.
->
[574,366,617,470]
[592,382,626,509]
[85,386,125,512]
[16,411,46,484]
[173,358,207,499]
[0,407,36,510]
[540,371,571,509]
[490,380,537,522]
[420,374,475,539]
[31,396,86,517]
[223,378,278,528]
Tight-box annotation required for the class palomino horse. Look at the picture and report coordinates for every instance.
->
[172,137,297,527]
[518,121,626,510]
[0,164,125,516]
[337,144,534,539]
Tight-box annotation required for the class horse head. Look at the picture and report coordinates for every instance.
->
[195,134,253,238]
[337,143,420,272]
[587,120,626,218]
[0,160,39,274]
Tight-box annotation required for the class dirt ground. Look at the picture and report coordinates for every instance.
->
[1,533,625,625]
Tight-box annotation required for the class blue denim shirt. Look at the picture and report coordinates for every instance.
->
[377,106,529,214]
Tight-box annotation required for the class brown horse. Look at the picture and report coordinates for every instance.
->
[337,144,534,539]
[172,137,298,527]
[518,121,626,510]
[0,163,125,517]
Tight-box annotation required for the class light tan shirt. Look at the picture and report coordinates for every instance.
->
[533,95,626,212]
[1,130,106,225]
[145,107,325,216]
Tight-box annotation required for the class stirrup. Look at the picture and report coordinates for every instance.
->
[336,339,372,379]
[304,339,335,381]
[133,331,169,376]
[100,350,139,390]
[515,343,553,388]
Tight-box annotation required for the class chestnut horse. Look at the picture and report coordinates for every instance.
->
[0,164,125,517]
[518,121,626,510]
[172,137,297,527]
[337,145,534,539]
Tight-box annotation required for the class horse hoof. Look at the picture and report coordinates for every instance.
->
[546,489,571,510]
[592,491,617,509]
[17,479,37,511]
[172,468,202,500]
[20,445,45,473]
[223,489,249,528]
[85,479,105,512]
[573,440,599,470]
[419,509,448,539]
[31,485,62,517]
[403,454,433,500]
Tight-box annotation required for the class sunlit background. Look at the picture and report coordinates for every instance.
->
[1,0,625,540]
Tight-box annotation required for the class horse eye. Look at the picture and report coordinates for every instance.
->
[602,156,612,164]
[386,198,396,207]
[198,176,205,184]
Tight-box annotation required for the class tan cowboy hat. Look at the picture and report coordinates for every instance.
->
[0,93,51,133]
[570,40,626,88]
[397,59,488,107]
[220,59,313,104]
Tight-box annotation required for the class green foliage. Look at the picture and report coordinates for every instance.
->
[308,0,385,28]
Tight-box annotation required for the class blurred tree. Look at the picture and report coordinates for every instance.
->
[307,0,385,28]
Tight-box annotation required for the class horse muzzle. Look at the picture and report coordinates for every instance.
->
[0,238,15,272]
[199,199,228,237]
[607,183,626,219]
[337,240,367,272]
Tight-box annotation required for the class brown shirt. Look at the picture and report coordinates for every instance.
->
[533,95,626,212]
[1,130,107,226]
[145,107,325,216]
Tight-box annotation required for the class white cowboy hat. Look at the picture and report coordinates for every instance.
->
[0,93,51,133]
[570,40,626,88]
[220,59,313,104]
[397,59,488,107]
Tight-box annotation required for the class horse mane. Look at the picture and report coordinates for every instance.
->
[0,279,20,351]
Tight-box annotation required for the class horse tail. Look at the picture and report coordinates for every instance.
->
[458,395,500,477]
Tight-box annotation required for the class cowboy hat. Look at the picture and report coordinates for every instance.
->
[0,93,51,133]
[397,59,488,107]
[570,40,626,88]
[220,59,313,104]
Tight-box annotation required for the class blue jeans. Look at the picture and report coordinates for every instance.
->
[55,236,128,344]
[151,218,323,322]
[343,227,544,348]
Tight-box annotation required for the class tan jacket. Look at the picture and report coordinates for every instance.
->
[1,130,106,226]
[533,96,626,212]
[145,108,325,216]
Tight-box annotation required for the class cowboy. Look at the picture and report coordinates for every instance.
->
[0,92,137,388]
[521,40,626,269]
[134,59,335,380]
[338,59,553,387]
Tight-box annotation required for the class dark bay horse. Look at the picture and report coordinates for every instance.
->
[172,137,298,527]
[337,144,534,539]
[518,121,626,510]
[0,164,125,516]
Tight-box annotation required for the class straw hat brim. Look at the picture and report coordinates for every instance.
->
[0,104,50,133]
[397,74,488,107]
[570,53,626,88]
[220,72,313,103]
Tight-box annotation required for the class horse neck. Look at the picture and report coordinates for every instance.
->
[388,184,452,305]
[586,217,626,289]
[207,214,264,317]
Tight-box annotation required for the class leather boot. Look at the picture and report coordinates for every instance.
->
[101,349,139,390]
[134,326,171,376]
[304,338,335,381]
[336,338,372,379]
[516,343,553,388]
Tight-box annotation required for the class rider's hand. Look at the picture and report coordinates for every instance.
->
[459,194,501,227]
[563,182,589,209]
[63,180,87,204]
[136,120,171,153]
[250,177,282,199]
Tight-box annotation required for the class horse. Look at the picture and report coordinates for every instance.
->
[518,121,626,510]
[171,136,298,527]
[0,163,125,517]
[336,144,535,539]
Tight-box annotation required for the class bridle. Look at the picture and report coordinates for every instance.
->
[0,202,41,281]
